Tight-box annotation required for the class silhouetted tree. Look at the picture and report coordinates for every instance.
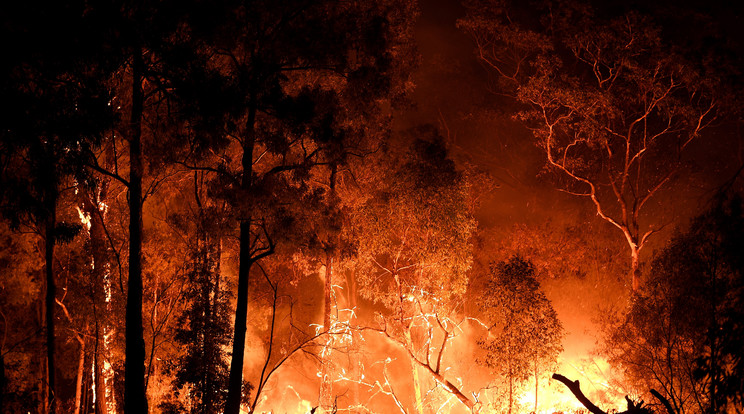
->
[158,2,417,412]
[159,173,232,414]
[602,194,744,413]
[477,256,563,414]
[0,3,114,411]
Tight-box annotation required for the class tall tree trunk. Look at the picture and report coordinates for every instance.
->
[73,335,86,414]
[534,360,539,413]
[40,334,47,414]
[85,177,110,414]
[0,350,5,413]
[630,247,641,292]
[409,338,424,414]
[197,179,215,414]
[45,193,57,414]
[508,359,513,414]
[394,271,424,414]
[93,321,108,414]
[319,164,338,412]
[319,253,334,412]
[225,100,257,414]
[225,221,254,414]
[124,47,148,414]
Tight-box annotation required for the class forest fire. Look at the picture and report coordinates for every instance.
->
[1,0,743,413]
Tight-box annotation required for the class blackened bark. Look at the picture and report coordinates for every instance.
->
[319,165,337,411]
[45,192,57,414]
[650,389,677,414]
[224,100,257,414]
[92,208,110,413]
[319,251,333,410]
[124,48,148,414]
[83,179,110,414]
[552,373,607,414]
[0,352,5,413]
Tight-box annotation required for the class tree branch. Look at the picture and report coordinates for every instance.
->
[552,373,607,414]
[650,389,676,414]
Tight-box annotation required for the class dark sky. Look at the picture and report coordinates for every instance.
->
[397,0,599,232]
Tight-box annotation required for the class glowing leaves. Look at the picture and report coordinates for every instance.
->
[355,131,476,309]
[350,130,480,412]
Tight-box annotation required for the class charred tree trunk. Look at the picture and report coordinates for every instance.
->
[84,178,110,414]
[124,47,148,414]
[44,187,57,414]
[319,252,334,412]
[630,247,641,292]
[225,98,257,414]
[73,335,86,414]
[0,350,5,413]
[195,173,216,414]
[553,373,664,414]
[319,165,338,412]
[552,374,607,414]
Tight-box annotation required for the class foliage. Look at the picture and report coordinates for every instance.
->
[161,242,232,414]
[352,129,480,411]
[477,256,564,413]
[601,194,744,413]
[356,128,476,310]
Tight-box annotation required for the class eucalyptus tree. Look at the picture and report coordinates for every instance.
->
[460,0,731,290]
[354,130,478,412]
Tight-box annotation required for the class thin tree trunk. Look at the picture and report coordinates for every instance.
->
[319,253,334,412]
[124,47,148,414]
[45,194,57,414]
[508,361,513,414]
[630,248,641,292]
[535,361,539,413]
[85,179,110,414]
[319,164,338,412]
[73,336,86,414]
[41,336,48,414]
[0,351,6,413]
[225,99,257,414]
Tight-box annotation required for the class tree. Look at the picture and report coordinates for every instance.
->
[477,256,563,414]
[601,194,744,414]
[78,3,227,411]
[159,173,232,414]
[0,222,45,412]
[0,3,114,411]
[459,0,727,291]
[161,2,417,412]
[354,131,478,412]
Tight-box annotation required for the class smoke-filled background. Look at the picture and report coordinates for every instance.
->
[1,0,743,413]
